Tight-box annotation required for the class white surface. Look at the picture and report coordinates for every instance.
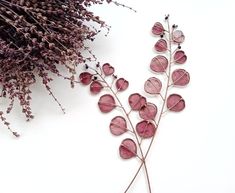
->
[0,0,235,193]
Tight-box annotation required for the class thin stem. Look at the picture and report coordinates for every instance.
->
[111,1,137,12]
[159,93,165,101]
[124,17,173,192]
[124,161,144,193]
[0,112,19,137]
[136,154,143,161]
[162,109,168,115]
[94,69,152,193]
[127,109,133,116]
[164,71,169,78]
[42,82,66,114]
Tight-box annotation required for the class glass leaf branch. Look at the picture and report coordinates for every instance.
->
[81,64,152,192]
[79,15,190,193]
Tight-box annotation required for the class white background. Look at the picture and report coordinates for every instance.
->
[0,0,235,193]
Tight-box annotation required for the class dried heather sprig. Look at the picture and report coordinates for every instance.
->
[0,0,121,136]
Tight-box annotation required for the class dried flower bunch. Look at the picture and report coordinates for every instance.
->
[0,0,124,136]
[80,15,190,192]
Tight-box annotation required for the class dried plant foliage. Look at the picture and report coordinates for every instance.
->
[0,0,123,136]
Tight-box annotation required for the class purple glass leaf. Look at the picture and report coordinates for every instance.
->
[110,116,127,136]
[167,94,185,112]
[144,77,162,94]
[102,63,115,76]
[90,81,103,94]
[79,72,93,85]
[136,120,156,138]
[139,103,158,120]
[152,22,164,35]
[116,78,129,91]
[119,138,137,159]
[174,51,187,64]
[150,55,168,73]
[172,69,190,86]
[128,93,147,111]
[98,94,116,113]
[172,30,185,44]
[154,39,168,52]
